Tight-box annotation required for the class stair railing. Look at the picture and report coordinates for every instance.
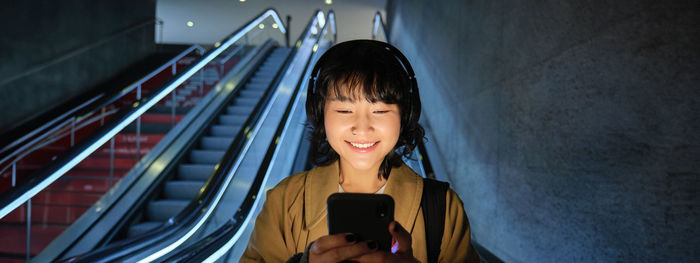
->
[0,44,206,182]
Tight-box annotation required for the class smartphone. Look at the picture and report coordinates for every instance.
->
[327,193,395,252]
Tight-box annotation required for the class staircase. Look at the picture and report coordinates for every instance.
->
[126,47,291,238]
[0,49,245,261]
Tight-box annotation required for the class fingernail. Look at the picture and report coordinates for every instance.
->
[345,234,357,243]
[367,240,378,250]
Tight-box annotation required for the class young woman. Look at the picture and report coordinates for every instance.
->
[242,40,479,262]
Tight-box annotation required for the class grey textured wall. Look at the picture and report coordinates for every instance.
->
[386,0,700,262]
[0,0,156,132]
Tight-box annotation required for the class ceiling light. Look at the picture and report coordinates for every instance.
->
[258,24,265,29]
[186,21,194,27]
[325,0,332,5]
[272,23,278,29]
[240,0,246,2]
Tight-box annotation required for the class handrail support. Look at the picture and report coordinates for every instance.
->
[26,199,31,261]
[71,118,76,147]
[136,84,142,158]
[109,138,115,186]
[12,162,16,187]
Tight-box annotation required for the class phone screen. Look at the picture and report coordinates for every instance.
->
[327,193,395,251]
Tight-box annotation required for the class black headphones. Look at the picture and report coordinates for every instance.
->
[309,40,417,95]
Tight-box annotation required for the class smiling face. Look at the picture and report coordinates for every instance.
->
[324,88,401,175]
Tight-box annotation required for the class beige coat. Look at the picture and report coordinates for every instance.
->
[241,161,480,262]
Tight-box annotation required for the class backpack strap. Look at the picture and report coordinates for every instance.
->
[421,178,449,263]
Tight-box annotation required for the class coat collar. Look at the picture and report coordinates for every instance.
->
[303,160,424,232]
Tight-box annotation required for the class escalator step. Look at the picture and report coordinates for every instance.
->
[189,150,224,164]
[239,89,265,98]
[164,180,205,200]
[201,136,234,150]
[219,114,247,125]
[234,97,258,106]
[254,71,276,78]
[250,76,272,83]
[178,164,215,181]
[128,222,162,238]
[245,83,268,90]
[227,105,253,115]
[146,200,188,222]
[210,124,242,137]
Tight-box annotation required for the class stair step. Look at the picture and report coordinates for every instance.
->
[219,114,247,125]
[178,164,215,181]
[250,76,272,83]
[239,89,264,98]
[234,97,258,106]
[201,136,234,150]
[210,124,242,137]
[189,150,224,164]
[164,181,205,200]
[226,105,253,115]
[146,200,188,222]
[244,83,268,90]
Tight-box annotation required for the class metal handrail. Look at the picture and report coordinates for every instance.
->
[0,9,287,220]
[0,45,204,177]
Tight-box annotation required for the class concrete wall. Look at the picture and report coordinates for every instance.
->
[386,0,700,262]
[0,0,156,132]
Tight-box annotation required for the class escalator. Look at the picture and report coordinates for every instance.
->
[0,44,207,262]
[61,10,329,263]
[0,9,295,263]
[125,47,291,239]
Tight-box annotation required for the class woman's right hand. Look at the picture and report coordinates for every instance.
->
[308,233,378,262]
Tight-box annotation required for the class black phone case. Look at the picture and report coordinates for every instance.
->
[327,193,395,252]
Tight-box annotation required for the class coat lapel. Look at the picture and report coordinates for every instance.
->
[384,164,423,233]
[303,162,339,229]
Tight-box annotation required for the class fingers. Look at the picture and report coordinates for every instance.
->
[309,234,379,262]
[389,221,412,254]
[311,233,357,254]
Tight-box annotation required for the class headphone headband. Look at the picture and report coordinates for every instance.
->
[309,40,416,94]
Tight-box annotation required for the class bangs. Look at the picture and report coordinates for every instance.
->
[324,68,406,105]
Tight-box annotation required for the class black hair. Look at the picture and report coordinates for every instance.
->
[305,39,424,179]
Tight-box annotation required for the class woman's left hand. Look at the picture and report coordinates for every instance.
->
[353,221,419,263]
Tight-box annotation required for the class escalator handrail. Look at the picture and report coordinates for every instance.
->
[372,11,389,41]
[164,11,337,263]
[0,44,204,177]
[0,8,287,220]
[62,9,319,263]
